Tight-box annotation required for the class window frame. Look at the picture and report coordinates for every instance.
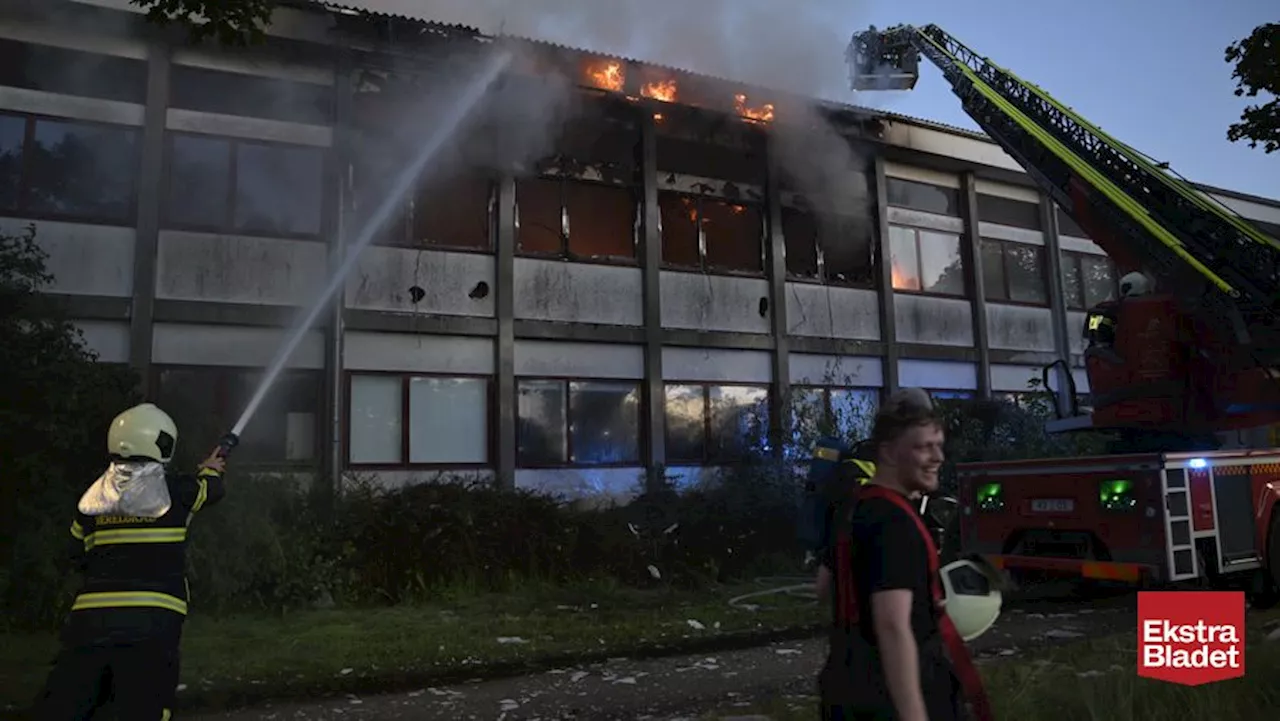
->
[161,129,328,241]
[885,177,961,217]
[789,384,881,436]
[0,110,141,226]
[150,364,323,468]
[343,371,495,471]
[888,223,968,298]
[658,189,767,278]
[981,237,1050,307]
[1060,249,1120,311]
[780,203,877,289]
[662,381,771,465]
[398,170,497,254]
[515,174,640,266]
[514,376,645,469]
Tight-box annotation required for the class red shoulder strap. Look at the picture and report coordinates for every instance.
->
[859,485,995,721]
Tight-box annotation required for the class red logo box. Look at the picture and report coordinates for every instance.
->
[1137,591,1246,686]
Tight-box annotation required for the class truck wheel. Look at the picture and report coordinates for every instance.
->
[1249,512,1280,610]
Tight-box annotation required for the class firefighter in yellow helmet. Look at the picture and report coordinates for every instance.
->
[31,403,231,720]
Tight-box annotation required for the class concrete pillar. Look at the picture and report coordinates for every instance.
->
[764,140,790,458]
[872,155,899,394]
[639,110,666,490]
[958,171,991,399]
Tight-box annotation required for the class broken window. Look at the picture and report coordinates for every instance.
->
[977,193,1041,231]
[659,191,763,274]
[889,225,966,296]
[169,64,333,126]
[411,171,493,251]
[0,38,147,104]
[782,206,819,279]
[659,192,700,268]
[517,177,637,260]
[165,132,324,238]
[886,177,960,216]
[6,115,140,223]
[155,366,321,467]
[565,181,636,259]
[982,239,1047,304]
[702,200,762,273]
[818,214,875,286]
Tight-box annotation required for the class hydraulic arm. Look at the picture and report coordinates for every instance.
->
[849,25,1280,437]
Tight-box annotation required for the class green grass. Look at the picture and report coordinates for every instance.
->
[702,610,1280,721]
[0,578,821,714]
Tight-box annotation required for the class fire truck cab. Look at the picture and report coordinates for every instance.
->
[957,449,1280,606]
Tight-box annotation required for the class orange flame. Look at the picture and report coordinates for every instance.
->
[641,79,678,103]
[890,261,918,290]
[585,61,624,92]
[734,93,775,123]
[653,113,665,122]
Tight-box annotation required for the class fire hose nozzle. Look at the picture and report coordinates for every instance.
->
[215,433,240,459]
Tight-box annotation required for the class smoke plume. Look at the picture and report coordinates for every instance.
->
[356,0,864,102]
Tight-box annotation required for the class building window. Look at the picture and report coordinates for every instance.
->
[886,177,960,216]
[928,390,974,400]
[164,132,325,238]
[169,64,334,126]
[393,170,493,251]
[1060,250,1118,310]
[659,191,764,274]
[0,113,139,223]
[153,366,321,466]
[1056,207,1087,238]
[0,38,148,105]
[976,193,1041,231]
[516,177,637,261]
[782,205,876,286]
[347,374,490,467]
[791,387,879,448]
[981,239,1048,305]
[516,379,641,467]
[664,384,770,463]
[888,225,966,296]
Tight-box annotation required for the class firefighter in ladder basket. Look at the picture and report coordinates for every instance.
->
[818,389,1003,721]
[31,403,229,720]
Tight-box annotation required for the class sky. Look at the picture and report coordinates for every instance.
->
[355,0,1277,200]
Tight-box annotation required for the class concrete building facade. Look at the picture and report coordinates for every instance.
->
[5,0,1279,501]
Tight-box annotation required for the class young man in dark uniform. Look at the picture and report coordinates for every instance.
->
[820,390,972,721]
[31,402,228,720]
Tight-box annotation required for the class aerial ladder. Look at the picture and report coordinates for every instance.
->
[847,25,1280,604]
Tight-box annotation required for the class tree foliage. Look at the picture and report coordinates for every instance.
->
[0,226,140,628]
[131,0,276,47]
[1225,23,1280,154]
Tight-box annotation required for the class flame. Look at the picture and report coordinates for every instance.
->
[641,79,678,103]
[734,93,775,123]
[653,113,664,122]
[585,61,624,92]
[730,204,745,214]
[890,261,918,290]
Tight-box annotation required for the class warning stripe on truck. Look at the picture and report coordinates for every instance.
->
[985,555,1151,583]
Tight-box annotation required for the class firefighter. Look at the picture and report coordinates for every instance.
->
[819,389,999,721]
[30,403,228,720]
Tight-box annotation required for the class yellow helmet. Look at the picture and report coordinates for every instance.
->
[107,403,178,463]
[940,556,1005,641]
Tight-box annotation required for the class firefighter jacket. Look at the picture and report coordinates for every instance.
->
[63,466,225,645]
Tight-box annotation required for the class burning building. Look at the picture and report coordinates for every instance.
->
[3,0,1279,501]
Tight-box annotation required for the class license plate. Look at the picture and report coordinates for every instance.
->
[1031,498,1075,513]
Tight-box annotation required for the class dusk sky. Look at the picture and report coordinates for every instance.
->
[359,0,1276,199]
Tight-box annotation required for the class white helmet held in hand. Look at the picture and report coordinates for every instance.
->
[940,556,1005,641]
[107,403,178,464]
[1119,271,1154,298]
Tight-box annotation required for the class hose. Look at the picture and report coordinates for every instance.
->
[727,575,819,610]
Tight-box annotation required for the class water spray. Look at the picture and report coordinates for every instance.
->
[213,49,515,459]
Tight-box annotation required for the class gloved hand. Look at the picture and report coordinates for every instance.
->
[199,449,226,474]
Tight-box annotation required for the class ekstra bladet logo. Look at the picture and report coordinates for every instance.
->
[1136,591,1246,686]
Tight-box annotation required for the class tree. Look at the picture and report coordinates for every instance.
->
[130,0,276,47]
[0,226,140,628]
[1225,23,1280,154]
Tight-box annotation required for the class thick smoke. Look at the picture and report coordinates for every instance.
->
[359,0,862,102]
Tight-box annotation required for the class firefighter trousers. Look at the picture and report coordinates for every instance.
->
[30,637,180,720]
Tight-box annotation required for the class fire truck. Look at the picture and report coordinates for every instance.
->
[847,26,1280,607]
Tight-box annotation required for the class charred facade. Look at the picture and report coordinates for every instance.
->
[4,0,1280,500]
